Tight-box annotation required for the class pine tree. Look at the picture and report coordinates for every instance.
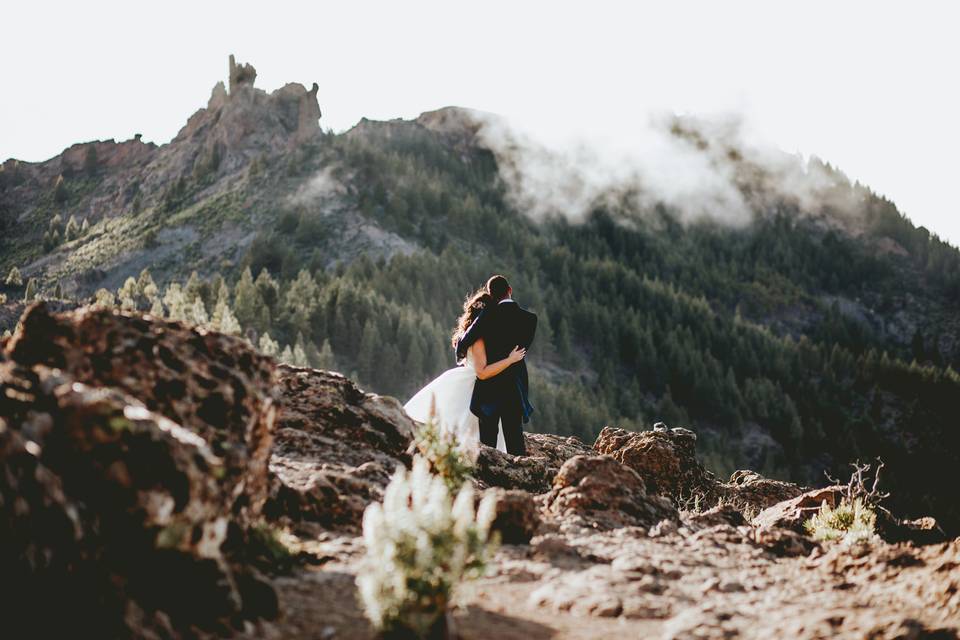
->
[184,271,204,306]
[282,269,319,336]
[255,268,280,312]
[162,284,187,321]
[149,297,165,317]
[53,281,63,299]
[556,318,574,361]
[656,387,688,426]
[358,321,381,384]
[80,217,90,235]
[64,215,80,242]
[205,273,226,310]
[316,339,337,370]
[216,302,242,336]
[5,267,23,287]
[118,277,139,310]
[258,332,280,357]
[405,336,425,386]
[233,267,267,332]
[186,297,209,326]
[536,310,557,359]
[23,278,38,302]
[279,345,294,365]
[381,343,403,394]
[136,268,154,292]
[138,268,159,303]
[292,341,310,368]
[93,288,115,307]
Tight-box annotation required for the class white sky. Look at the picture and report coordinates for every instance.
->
[3,1,958,246]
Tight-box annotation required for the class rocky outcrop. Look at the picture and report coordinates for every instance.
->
[594,425,716,500]
[229,54,257,93]
[720,469,805,513]
[484,488,541,544]
[752,486,844,533]
[594,426,804,515]
[0,303,278,637]
[7,302,278,523]
[264,365,415,531]
[475,432,593,493]
[542,455,677,531]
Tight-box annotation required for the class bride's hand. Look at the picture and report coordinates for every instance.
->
[508,346,526,363]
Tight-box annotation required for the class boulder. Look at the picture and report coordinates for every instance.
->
[264,365,415,530]
[475,433,593,494]
[751,486,845,532]
[594,425,805,518]
[0,361,274,637]
[0,303,283,636]
[684,503,746,529]
[720,469,805,513]
[542,455,676,530]
[6,302,278,523]
[877,515,948,546]
[484,488,541,544]
[593,426,717,501]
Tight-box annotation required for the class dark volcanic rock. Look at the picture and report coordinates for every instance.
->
[6,302,278,523]
[0,304,280,637]
[485,488,541,544]
[542,455,677,531]
[265,365,415,531]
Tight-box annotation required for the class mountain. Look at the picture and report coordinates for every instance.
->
[2,57,959,533]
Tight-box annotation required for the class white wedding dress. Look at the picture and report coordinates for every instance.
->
[403,350,507,454]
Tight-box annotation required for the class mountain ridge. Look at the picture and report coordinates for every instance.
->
[2,57,959,533]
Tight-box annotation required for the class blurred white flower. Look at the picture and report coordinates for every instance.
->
[357,454,497,635]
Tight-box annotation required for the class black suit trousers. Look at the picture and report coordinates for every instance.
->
[478,390,526,455]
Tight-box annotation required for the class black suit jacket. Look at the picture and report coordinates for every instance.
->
[456,301,537,422]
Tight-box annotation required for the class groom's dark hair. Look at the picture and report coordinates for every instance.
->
[486,275,511,302]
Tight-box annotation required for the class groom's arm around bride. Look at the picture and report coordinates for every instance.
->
[456,275,537,456]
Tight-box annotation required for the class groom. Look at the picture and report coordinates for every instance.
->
[456,275,537,456]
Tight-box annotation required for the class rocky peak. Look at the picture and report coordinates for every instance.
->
[171,56,323,174]
[228,54,258,93]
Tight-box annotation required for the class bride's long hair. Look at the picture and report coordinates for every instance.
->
[451,287,491,350]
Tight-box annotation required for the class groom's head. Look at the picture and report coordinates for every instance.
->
[487,275,512,302]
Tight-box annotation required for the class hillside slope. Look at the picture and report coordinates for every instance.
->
[2,57,959,532]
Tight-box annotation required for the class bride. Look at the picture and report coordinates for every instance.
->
[404,287,526,455]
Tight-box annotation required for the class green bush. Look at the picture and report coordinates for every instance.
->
[804,497,876,544]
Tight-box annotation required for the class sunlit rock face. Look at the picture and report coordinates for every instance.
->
[265,364,415,531]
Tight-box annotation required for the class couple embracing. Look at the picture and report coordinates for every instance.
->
[404,275,538,456]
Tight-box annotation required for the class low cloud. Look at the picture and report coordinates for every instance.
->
[288,166,343,207]
[471,110,862,228]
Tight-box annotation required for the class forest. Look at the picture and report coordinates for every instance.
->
[6,115,960,531]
